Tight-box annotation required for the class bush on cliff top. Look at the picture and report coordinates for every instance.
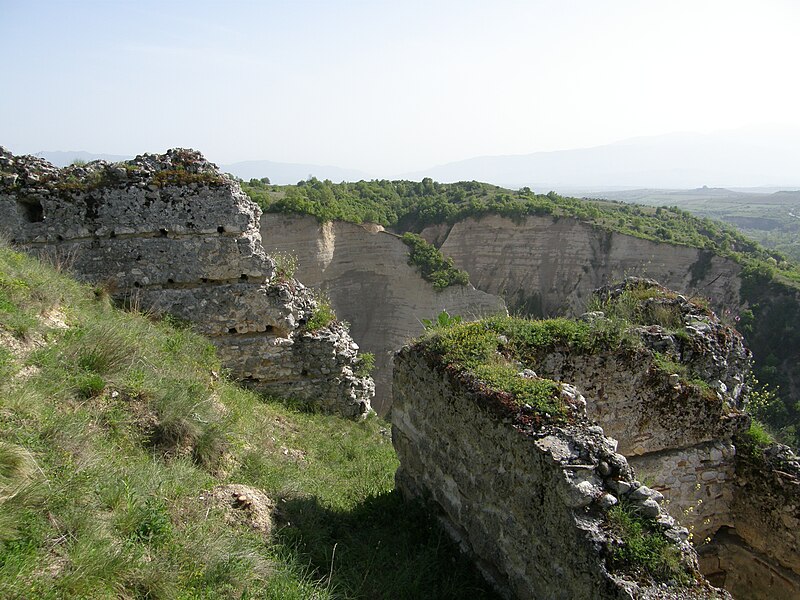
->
[401,233,470,290]
[242,177,800,286]
[0,244,499,599]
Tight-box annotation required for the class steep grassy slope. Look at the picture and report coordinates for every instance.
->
[0,244,497,599]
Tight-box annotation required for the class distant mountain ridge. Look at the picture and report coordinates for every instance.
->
[403,127,800,189]
[221,159,371,185]
[34,150,134,166]
[31,150,372,185]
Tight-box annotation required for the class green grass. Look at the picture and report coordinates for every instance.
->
[606,500,691,584]
[737,419,776,459]
[306,292,337,331]
[0,243,499,599]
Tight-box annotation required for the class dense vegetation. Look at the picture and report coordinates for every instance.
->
[0,244,498,599]
[400,233,469,290]
[597,188,800,263]
[416,309,642,420]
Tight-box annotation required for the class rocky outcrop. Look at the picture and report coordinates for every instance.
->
[261,214,506,414]
[393,346,726,600]
[0,148,373,417]
[536,280,800,598]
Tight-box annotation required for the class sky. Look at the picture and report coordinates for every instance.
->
[1,0,798,176]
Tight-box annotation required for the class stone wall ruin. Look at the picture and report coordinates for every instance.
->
[393,346,726,599]
[0,147,373,418]
[260,213,507,414]
[392,279,800,599]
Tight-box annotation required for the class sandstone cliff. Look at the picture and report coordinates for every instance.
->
[261,214,506,414]
[421,214,743,317]
[0,148,373,417]
[421,214,800,428]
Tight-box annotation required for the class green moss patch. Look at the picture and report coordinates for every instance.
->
[418,314,641,419]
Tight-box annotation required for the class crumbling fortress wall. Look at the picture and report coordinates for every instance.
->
[393,279,800,599]
[0,147,372,417]
[420,214,800,432]
[393,346,726,599]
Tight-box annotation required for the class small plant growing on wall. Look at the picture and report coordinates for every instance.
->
[354,352,375,377]
[271,251,298,283]
[306,292,336,331]
[421,310,463,330]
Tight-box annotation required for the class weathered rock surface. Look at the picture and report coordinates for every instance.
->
[0,147,373,418]
[393,280,800,598]
[421,214,743,317]
[726,441,800,598]
[393,346,727,600]
[261,214,506,414]
[530,280,800,597]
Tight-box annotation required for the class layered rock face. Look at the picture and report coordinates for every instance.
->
[421,213,800,421]
[393,346,726,600]
[421,214,743,317]
[261,214,506,414]
[536,280,800,598]
[0,148,372,417]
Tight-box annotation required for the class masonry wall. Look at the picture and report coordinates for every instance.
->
[392,348,724,600]
[0,148,373,417]
[628,443,736,543]
[527,281,800,598]
[699,529,800,600]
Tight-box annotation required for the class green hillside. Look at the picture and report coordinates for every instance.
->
[593,187,800,263]
[242,178,800,289]
[0,243,497,599]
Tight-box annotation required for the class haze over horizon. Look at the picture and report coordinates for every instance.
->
[2,0,799,183]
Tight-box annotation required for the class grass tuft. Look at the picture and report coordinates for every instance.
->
[606,500,691,584]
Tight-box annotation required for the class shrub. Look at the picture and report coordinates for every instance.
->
[272,252,298,282]
[306,293,336,331]
[606,500,690,583]
[421,309,463,330]
[354,352,375,378]
[401,233,470,290]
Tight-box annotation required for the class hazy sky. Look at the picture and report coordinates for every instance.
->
[1,0,798,175]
